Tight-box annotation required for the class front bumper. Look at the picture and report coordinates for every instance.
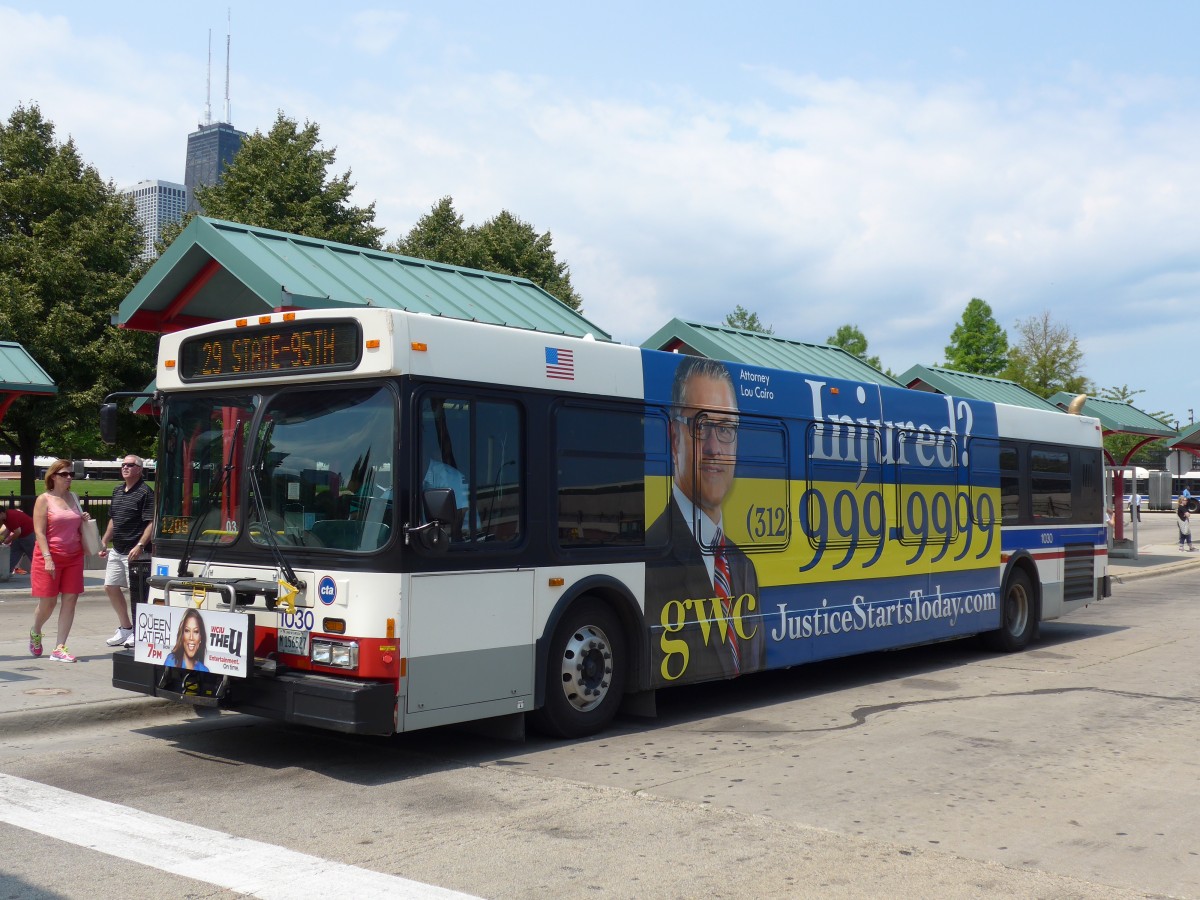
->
[112,650,397,735]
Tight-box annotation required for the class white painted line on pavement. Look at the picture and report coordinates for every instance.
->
[0,773,478,899]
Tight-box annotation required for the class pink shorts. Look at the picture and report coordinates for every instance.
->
[31,547,85,597]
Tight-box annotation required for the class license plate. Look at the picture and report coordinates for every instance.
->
[277,629,309,656]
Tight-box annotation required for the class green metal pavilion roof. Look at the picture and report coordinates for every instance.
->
[1169,420,1200,453]
[0,342,56,423]
[642,318,903,386]
[901,365,1063,411]
[1048,392,1176,437]
[117,216,611,340]
[0,343,56,395]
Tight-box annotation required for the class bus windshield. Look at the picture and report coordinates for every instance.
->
[157,385,397,552]
[157,393,256,545]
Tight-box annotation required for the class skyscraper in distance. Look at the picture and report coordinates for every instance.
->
[120,179,187,261]
[184,18,246,213]
[184,121,245,212]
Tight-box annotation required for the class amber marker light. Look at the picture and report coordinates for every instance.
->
[548,577,565,587]
[282,312,296,321]
[365,339,381,350]
[322,618,347,634]
[411,341,428,352]
[387,618,395,639]
[164,360,176,369]
[258,315,272,325]
[235,318,248,327]
[830,387,840,395]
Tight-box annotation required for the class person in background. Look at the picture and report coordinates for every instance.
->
[1130,490,1141,523]
[0,506,36,575]
[1177,496,1194,551]
[99,454,154,649]
[28,460,89,662]
[421,425,472,539]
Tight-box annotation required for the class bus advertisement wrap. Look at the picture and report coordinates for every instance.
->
[643,353,1002,687]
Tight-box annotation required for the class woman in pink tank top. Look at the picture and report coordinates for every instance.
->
[28,459,91,663]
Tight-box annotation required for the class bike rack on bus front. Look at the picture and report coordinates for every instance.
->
[152,579,247,706]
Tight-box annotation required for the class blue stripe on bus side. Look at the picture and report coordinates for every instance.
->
[1002,525,1108,552]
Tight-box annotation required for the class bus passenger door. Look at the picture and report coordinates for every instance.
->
[402,570,535,729]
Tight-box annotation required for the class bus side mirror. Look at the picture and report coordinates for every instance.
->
[100,403,118,445]
[403,488,455,554]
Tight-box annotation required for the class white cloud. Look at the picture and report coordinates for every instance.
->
[314,63,1198,411]
[3,6,1200,416]
[345,10,410,57]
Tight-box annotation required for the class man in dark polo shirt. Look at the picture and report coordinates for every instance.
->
[99,454,154,648]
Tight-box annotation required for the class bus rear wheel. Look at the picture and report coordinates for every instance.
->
[531,599,626,739]
[984,568,1036,652]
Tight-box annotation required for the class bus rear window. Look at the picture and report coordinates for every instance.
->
[1031,448,1071,521]
[555,406,662,548]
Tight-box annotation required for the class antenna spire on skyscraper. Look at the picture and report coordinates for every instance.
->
[186,8,245,214]
[224,8,232,124]
[204,29,212,126]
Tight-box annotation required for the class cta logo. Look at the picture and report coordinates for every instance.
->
[317,575,337,606]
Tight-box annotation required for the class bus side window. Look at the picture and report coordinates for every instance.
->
[999,443,1022,523]
[418,395,523,546]
[473,400,522,543]
[555,404,661,548]
[893,428,960,546]
[1031,447,1071,521]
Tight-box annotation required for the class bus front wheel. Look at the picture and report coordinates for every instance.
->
[984,568,1036,652]
[532,599,626,739]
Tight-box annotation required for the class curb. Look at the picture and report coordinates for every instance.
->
[1,696,193,737]
[1112,555,1200,584]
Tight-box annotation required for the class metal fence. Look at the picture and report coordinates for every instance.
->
[2,495,115,533]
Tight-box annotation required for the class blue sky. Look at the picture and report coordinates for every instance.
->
[3,2,1200,424]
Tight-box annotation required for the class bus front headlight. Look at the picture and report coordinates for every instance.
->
[311,638,359,669]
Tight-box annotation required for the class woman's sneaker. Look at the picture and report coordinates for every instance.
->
[49,645,76,663]
[29,630,43,658]
[106,627,134,647]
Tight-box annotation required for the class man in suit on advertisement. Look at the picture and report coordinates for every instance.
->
[647,356,765,683]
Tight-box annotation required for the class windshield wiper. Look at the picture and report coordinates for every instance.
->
[179,421,241,577]
[245,422,301,594]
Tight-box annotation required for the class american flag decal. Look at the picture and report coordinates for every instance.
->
[545,347,575,380]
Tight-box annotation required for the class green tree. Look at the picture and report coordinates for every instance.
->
[826,324,883,371]
[471,210,581,310]
[391,198,581,310]
[1002,310,1089,399]
[944,297,1008,375]
[1099,384,1143,405]
[161,111,384,250]
[724,304,773,334]
[0,104,156,494]
[390,196,470,265]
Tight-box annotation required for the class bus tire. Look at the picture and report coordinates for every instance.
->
[984,567,1036,652]
[531,599,626,739]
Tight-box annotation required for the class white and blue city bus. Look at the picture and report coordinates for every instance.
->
[110,308,1109,738]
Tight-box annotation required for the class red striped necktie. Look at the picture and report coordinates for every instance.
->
[713,531,741,674]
